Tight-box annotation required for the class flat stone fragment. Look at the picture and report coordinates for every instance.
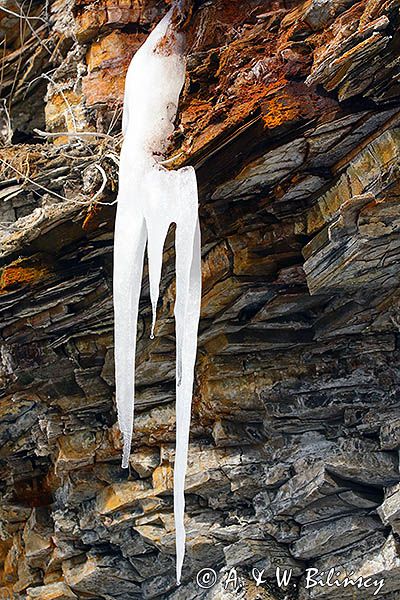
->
[26,582,78,600]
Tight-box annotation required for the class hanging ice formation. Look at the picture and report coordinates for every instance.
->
[113,7,201,585]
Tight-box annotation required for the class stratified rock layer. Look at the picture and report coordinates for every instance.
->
[0,0,400,599]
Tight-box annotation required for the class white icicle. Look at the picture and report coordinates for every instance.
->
[113,8,201,584]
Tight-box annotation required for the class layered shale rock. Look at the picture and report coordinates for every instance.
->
[0,0,400,598]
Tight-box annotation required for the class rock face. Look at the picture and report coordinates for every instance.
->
[0,0,400,598]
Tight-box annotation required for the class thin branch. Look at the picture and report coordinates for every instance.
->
[159,151,184,166]
[0,38,6,94]
[0,5,46,22]
[107,104,123,136]
[0,158,118,207]
[22,67,57,96]
[0,157,73,202]
[34,128,117,141]
[103,152,120,166]
[0,99,12,144]
[14,1,52,56]
[91,164,108,202]
[7,3,26,114]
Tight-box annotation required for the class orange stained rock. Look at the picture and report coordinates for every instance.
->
[55,432,98,474]
[3,533,23,584]
[0,541,12,569]
[86,30,145,72]
[0,259,50,294]
[74,0,156,41]
[83,31,146,106]
[75,8,108,42]
[0,541,13,594]
[96,480,152,515]
[261,90,303,129]
[180,98,214,132]
[82,68,127,106]
[182,79,323,162]
[152,463,174,494]
[92,425,123,462]
[45,91,87,138]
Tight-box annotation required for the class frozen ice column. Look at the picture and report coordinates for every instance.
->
[113,8,201,584]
